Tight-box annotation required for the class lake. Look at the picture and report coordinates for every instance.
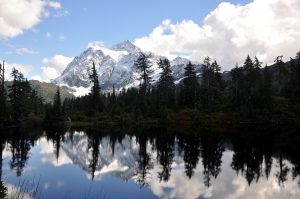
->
[0,127,299,199]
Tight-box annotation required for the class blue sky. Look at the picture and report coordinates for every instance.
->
[1,0,299,81]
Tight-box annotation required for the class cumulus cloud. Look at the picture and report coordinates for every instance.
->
[4,62,33,79]
[31,55,73,82]
[0,0,61,39]
[134,0,300,71]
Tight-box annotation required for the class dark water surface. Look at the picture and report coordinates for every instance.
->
[0,127,300,199]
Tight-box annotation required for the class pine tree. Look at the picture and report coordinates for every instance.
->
[135,53,153,93]
[287,52,300,102]
[8,68,24,121]
[200,57,223,110]
[111,84,116,105]
[0,61,6,123]
[211,60,224,107]
[262,65,272,106]
[230,64,244,108]
[157,58,175,108]
[182,61,199,108]
[135,53,153,114]
[274,56,288,95]
[89,62,102,113]
[54,87,62,119]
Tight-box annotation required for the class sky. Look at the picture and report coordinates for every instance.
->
[0,0,299,82]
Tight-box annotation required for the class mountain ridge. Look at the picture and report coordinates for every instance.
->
[54,41,202,91]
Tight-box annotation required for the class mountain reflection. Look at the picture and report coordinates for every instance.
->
[1,128,300,198]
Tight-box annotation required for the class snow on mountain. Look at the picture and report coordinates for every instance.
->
[54,40,202,92]
[57,132,186,183]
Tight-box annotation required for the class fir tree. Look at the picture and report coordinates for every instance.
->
[0,61,6,123]
[89,62,102,113]
[8,68,25,121]
[157,58,175,108]
[200,57,224,110]
[135,53,153,114]
[182,61,199,108]
[52,87,64,123]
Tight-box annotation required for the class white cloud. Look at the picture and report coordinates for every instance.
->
[134,0,300,71]
[0,0,61,39]
[47,1,61,10]
[3,62,33,80]
[6,47,37,55]
[31,55,73,82]
[16,48,37,55]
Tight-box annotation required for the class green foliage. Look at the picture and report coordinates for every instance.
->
[2,51,300,128]
[156,58,175,109]
[135,53,153,115]
[181,61,199,108]
[200,57,224,110]
[89,62,102,114]
[44,87,65,126]
[29,80,74,103]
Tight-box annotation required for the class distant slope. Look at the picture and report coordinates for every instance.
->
[5,80,75,103]
[29,80,75,103]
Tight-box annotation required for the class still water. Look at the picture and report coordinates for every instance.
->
[0,127,300,199]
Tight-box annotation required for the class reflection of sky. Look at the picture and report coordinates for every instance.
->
[1,132,300,199]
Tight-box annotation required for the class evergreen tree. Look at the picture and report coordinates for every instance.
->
[274,56,288,95]
[287,52,300,102]
[200,57,224,110]
[200,57,212,108]
[135,53,153,114]
[262,65,272,106]
[52,87,64,123]
[181,61,199,108]
[8,68,26,121]
[0,61,6,123]
[157,58,175,109]
[230,64,245,108]
[243,55,263,107]
[111,84,116,105]
[89,62,102,113]
[211,60,224,106]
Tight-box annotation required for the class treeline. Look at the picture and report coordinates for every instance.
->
[63,52,300,124]
[1,51,300,127]
[0,66,44,126]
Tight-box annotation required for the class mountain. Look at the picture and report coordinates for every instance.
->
[4,80,75,103]
[54,41,202,91]
[29,80,74,103]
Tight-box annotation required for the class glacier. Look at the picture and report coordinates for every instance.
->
[54,40,202,94]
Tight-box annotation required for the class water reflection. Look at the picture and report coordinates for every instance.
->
[0,128,300,198]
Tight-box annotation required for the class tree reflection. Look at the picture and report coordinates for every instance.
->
[45,128,65,161]
[0,136,5,180]
[135,135,153,187]
[177,135,200,179]
[156,134,175,182]
[8,133,32,176]
[275,154,290,187]
[87,133,100,181]
[231,137,264,186]
[201,134,225,187]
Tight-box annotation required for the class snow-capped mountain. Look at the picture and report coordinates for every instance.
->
[54,40,202,91]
